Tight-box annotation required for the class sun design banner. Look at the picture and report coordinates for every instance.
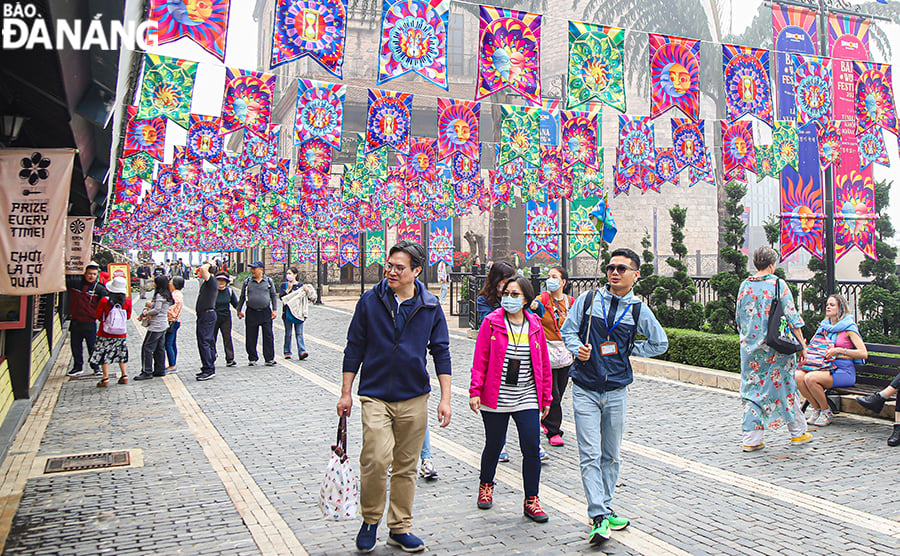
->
[436,98,479,161]
[450,150,480,184]
[655,147,679,185]
[854,62,898,136]
[571,158,604,198]
[791,55,833,127]
[637,165,661,194]
[616,116,655,171]
[124,105,167,161]
[428,218,453,265]
[755,145,774,180]
[567,21,624,111]
[365,230,386,266]
[223,68,275,137]
[721,121,757,180]
[500,105,540,167]
[476,6,541,106]
[671,118,709,172]
[540,145,564,200]
[120,153,155,182]
[149,0,231,62]
[297,138,333,175]
[687,163,715,187]
[241,125,279,168]
[772,4,817,121]
[560,108,600,169]
[858,127,889,169]
[396,221,421,243]
[817,121,840,170]
[294,79,345,150]
[649,33,700,121]
[185,115,224,164]
[271,0,347,77]
[834,170,877,261]
[569,196,601,258]
[356,132,388,179]
[366,89,413,154]
[405,137,438,183]
[339,232,360,267]
[525,200,558,261]
[772,121,799,173]
[378,0,449,90]
[780,170,824,260]
[137,54,198,128]
[722,44,773,125]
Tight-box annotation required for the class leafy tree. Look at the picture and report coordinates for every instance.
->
[858,180,900,343]
[632,230,659,300]
[706,180,748,333]
[763,214,780,249]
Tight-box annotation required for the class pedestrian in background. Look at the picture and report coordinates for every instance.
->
[135,276,173,381]
[437,260,449,304]
[339,240,452,553]
[735,246,812,452]
[214,272,239,367]
[237,261,279,367]
[136,260,152,300]
[469,276,553,523]
[561,247,668,544]
[165,276,185,373]
[530,265,575,447]
[91,276,131,387]
[280,267,316,360]
[66,261,108,377]
[195,263,219,381]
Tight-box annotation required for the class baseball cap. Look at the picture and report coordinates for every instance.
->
[249,261,265,268]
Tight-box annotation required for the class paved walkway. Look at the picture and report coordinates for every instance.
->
[1,280,899,555]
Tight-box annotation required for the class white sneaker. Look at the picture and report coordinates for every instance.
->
[813,410,833,427]
[419,458,437,480]
[805,408,821,425]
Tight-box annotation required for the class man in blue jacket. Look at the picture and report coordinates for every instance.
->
[560,247,668,545]
[338,240,452,554]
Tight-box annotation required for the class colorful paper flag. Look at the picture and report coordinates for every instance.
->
[649,33,700,120]
[366,89,413,154]
[378,0,449,90]
[567,21,624,111]
[149,0,231,62]
[476,6,542,106]
[271,0,347,77]
[136,54,197,129]
[722,44,773,125]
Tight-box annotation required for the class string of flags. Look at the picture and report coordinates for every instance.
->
[104,1,892,265]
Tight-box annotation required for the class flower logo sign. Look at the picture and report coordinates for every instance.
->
[19,152,51,188]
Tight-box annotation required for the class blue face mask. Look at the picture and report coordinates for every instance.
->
[545,278,561,292]
[501,296,524,314]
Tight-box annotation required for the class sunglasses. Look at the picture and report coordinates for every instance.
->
[606,264,636,275]
[501,291,524,298]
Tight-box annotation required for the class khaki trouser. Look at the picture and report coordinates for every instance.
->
[139,278,152,297]
[359,393,428,533]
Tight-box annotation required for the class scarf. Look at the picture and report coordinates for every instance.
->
[815,314,859,342]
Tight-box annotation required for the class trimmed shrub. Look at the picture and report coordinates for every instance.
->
[657,328,741,373]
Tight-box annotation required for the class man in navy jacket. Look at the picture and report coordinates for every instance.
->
[338,240,451,553]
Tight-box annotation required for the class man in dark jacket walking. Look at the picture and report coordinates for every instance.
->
[66,261,108,376]
[237,261,278,366]
[338,240,452,554]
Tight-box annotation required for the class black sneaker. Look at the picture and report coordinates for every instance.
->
[66,368,86,377]
[264,361,276,367]
[298,352,309,360]
[134,373,154,381]
[196,372,215,381]
[857,393,886,413]
[225,361,237,367]
[248,361,257,367]
[889,424,900,447]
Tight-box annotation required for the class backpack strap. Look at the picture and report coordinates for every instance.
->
[628,302,642,354]
[577,290,596,345]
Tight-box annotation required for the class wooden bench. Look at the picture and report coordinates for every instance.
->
[823,343,900,415]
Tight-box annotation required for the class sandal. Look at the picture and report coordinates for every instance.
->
[117,376,128,385]
[96,378,109,388]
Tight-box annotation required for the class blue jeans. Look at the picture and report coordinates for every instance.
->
[480,409,541,497]
[420,427,431,459]
[196,311,217,373]
[572,384,627,519]
[282,318,306,356]
[165,321,180,367]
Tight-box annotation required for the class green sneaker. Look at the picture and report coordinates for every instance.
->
[607,510,630,531]
[589,516,610,544]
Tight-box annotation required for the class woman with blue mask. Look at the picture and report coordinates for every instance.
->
[469,276,553,522]
[530,266,575,446]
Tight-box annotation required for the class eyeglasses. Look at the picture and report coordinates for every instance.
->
[501,291,523,298]
[606,264,636,275]
[384,263,407,274]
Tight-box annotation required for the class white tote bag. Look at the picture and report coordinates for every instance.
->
[318,414,360,521]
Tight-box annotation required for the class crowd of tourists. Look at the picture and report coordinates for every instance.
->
[66,242,900,553]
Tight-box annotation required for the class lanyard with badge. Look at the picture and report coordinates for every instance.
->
[504,315,526,385]
[598,297,627,357]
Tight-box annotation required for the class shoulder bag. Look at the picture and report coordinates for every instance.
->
[766,279,803,355]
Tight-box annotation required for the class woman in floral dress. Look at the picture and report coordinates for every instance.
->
[735,246,814,452]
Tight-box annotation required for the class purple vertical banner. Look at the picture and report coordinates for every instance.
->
[774,5,821,260]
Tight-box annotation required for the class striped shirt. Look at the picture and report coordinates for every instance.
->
[483,317,538,413]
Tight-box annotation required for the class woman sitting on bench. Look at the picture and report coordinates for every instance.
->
[857,377,900,446]
[795,294,867,427]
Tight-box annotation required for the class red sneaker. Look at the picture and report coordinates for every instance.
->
[548,434,564,447]
[524,496,549,522]
[477,482,494,509]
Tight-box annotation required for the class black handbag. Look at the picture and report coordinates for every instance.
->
[766,279,803,355]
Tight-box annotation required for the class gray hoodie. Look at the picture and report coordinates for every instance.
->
[145,294,172,333]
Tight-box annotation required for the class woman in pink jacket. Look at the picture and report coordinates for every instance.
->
[469,276,553,522]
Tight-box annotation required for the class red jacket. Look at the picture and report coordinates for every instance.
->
[469,308,553,410]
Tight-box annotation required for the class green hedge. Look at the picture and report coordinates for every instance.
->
[658,328,741,373]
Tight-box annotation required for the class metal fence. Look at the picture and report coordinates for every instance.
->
[453,269,872,330]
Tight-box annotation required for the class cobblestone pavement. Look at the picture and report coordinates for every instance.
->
[2,280,899,555]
